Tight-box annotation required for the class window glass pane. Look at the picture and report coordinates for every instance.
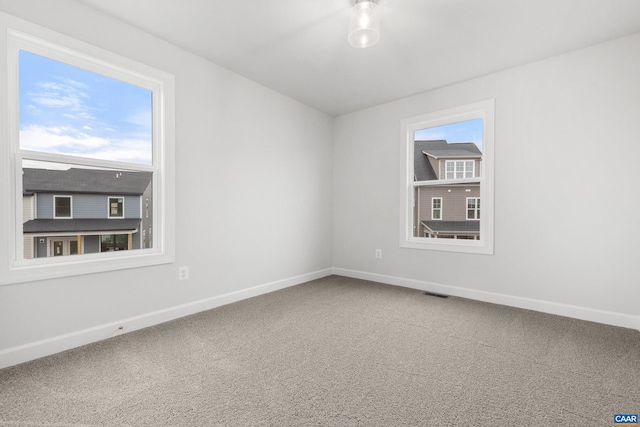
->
[413,118,483,239]
[5,24,174,284]
[22,160,153,259]
[109,197,124,217]
[54,196,71,218]
[19,50,152,165]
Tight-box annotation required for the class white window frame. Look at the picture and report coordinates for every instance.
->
[108,196,125,219]
[466,197,480,220]
[400,99,494,254]
[53,195,73,219]
[431,197,442,220]
[0,12,175,285]
[445,160,475,180]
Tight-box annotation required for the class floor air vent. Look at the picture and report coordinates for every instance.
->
[423,291,449,299]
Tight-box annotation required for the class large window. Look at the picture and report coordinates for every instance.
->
[101,234,128,252]
[0,13,175,284]
[446,160,474,179]
[400,99,494,254]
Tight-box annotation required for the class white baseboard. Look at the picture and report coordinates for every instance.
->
[333,267,640,331]
[0,268,333,369]
[2,266,637,370]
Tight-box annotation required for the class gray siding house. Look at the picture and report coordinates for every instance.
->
[414,140,482,240]
[22,168,152,258]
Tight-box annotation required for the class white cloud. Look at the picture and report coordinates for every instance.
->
[124,109,152,129]
[28,81,93,120]
[61,78,90,90]
[416,130,448,141]
[20,125,108,150]
[20,125,151,165]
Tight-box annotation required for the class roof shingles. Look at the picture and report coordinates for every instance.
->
[414,140,482,181]
[23,168,152,195]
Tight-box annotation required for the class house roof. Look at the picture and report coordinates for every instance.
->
[23,168,152,196]
[23,218,141,234]
[421,221,480,234]
[414,140,482,181]
[417,140,482,159]
[414,141,439,181]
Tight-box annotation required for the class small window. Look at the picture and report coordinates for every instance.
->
[53,196,72,218]
[467,197,480,220]
[108,197,124,218]
[432,197,442,220]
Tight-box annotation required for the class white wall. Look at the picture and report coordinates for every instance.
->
[0,0,333,367]
[333,33,640,329]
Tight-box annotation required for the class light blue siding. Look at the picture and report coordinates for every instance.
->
[36,194,54,219]
[35,194,141,219]
[74,195,105,218]
[123,196,140,218]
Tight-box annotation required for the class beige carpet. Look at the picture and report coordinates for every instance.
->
[0,275,639,426]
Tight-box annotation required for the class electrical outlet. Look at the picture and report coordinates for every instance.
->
[375,249,382,259]
[178,266,189,280]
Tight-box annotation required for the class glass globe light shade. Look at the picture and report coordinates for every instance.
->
[348,1,380,48]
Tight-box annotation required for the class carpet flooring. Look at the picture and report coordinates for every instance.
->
[0,275,639,426]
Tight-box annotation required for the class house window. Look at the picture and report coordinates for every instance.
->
[1,14,175,285]
[467,198,480,220]
[446,160,474,179]
[101,234,128,252]
[400,99,494,254]
[108,197,124,218]
[53,196,72,218]
[432,197,442,220]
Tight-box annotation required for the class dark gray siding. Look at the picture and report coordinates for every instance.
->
[132,231,141,250]
[140,181,152,249]
[84,235,100,254]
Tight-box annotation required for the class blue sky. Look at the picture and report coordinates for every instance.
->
[415,118,483,152]
[19,50,152,166]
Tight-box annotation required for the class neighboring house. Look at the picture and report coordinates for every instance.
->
[22,168,153,259]
[414,140,482,240]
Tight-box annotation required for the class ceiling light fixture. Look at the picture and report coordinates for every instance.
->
[348,0,380,48]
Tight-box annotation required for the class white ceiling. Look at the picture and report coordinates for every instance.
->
[77,0,640,117]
